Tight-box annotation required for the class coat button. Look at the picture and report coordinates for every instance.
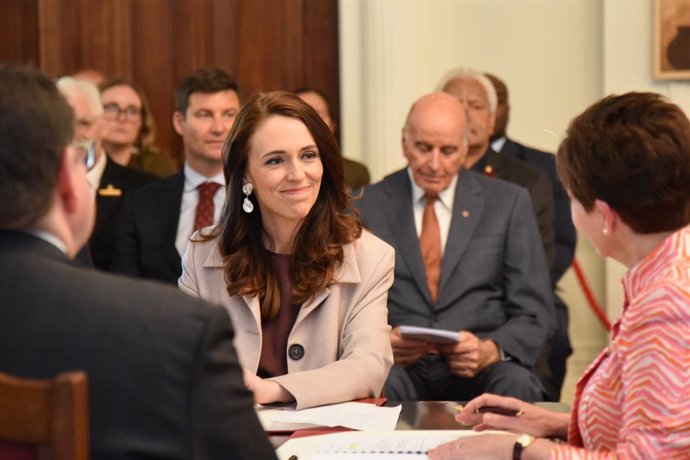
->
[288,344,305,360]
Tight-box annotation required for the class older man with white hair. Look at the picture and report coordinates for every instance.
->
[437,68,555,270]
[56,76,154,270]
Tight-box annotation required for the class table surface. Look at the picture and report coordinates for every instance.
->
[392,400,570,430]
[268,400,570,447]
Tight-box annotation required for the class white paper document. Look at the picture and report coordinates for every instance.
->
[398,325,459,344]
[276,429,510,459]
[258,401,402,432]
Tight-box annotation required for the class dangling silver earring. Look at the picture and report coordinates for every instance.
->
[242,183,254,213]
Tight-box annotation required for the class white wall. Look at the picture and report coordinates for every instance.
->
[603,0,690,319]
[340,0,603,181]
[340,0,690,404]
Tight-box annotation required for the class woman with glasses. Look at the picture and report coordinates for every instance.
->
[100,78,177,178]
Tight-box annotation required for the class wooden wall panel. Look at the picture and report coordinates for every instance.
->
[0,0,39,66]
[1,0,340,163]
[131,0,176,160]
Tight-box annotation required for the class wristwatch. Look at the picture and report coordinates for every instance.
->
[513,434,536,460]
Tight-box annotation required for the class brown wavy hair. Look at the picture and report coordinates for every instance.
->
[216,90,361,320]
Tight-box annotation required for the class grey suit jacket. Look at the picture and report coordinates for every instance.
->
[356,168,554,366]
[0,230,276,460]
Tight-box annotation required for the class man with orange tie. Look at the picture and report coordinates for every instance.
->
[356,92,553,402]
[111,68,240,283]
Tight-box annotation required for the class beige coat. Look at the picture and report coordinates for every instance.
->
[179,229,394,409]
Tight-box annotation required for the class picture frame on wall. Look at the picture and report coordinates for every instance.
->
[655,0,690,79]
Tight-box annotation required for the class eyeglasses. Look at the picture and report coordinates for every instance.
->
[72,140,97,172]
[102,103,142,119]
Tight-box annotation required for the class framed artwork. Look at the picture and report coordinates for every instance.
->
[655,0,690,79]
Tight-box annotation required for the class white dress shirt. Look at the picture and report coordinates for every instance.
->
[26,229,68,255]
[491,136,507,153]
[175,163,225,256]
[407,168,458,255]
[86,149,108,196]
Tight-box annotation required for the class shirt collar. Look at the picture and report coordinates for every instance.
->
[621,225,690,314]
[86,147,107,190]
[25,229,68,255]
[406,167,458,210]
[491,136,507,153]
[183,162,225,191]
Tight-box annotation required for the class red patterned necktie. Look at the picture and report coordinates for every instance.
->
[193,182,222,231]
[420,194,441,303]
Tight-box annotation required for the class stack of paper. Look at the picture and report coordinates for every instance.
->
[398,326,460,344]
[257,401,402,432]
[276,429,510,459]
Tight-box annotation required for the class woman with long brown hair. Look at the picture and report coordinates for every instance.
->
[179,91,394,409]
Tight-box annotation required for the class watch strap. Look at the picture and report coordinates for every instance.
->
[513,434,535,460]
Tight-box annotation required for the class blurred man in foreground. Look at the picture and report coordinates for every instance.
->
[0,64,275,460]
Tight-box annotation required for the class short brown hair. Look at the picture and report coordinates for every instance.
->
[0,64,74,228]
[99,78,157,151]
[557,92,690,233]
[174,68,239,116]
[214,90,361,320]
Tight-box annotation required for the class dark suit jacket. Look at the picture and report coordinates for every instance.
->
[471,148,555,271]
[90,157,156,271]
[0,231,276,460]
[498,138,576,283]
[356,169,554,366]
[110,172,185,284]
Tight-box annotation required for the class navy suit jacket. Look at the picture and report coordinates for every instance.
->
[110,172,185,284]
[0,231,276,460]
[356,169,554,366]
[499,138,576,283]
[471,148,555,271]
[89,157,156,270]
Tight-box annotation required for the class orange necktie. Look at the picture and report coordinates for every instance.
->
[193,182,222,231]
[420,194,441,303]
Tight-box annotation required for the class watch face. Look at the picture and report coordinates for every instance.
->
[517,434,535,446]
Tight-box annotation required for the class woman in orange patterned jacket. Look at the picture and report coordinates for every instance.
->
[429,92,690,459]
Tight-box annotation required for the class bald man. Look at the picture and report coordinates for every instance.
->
[357,93,553,402]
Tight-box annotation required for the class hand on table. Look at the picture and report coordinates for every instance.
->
[457,393,569,440]
[427,433,514,460]
[242,368,293,405]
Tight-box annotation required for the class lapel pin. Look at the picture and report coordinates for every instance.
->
[98,184,123,197]
[462,210,470,218]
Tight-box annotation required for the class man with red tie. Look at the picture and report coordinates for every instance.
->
[111,68,240,283]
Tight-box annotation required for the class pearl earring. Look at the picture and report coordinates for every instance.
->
[242,183,254,213]
[603,227,609,235]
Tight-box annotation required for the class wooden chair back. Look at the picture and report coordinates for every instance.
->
[0,371,89,460]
